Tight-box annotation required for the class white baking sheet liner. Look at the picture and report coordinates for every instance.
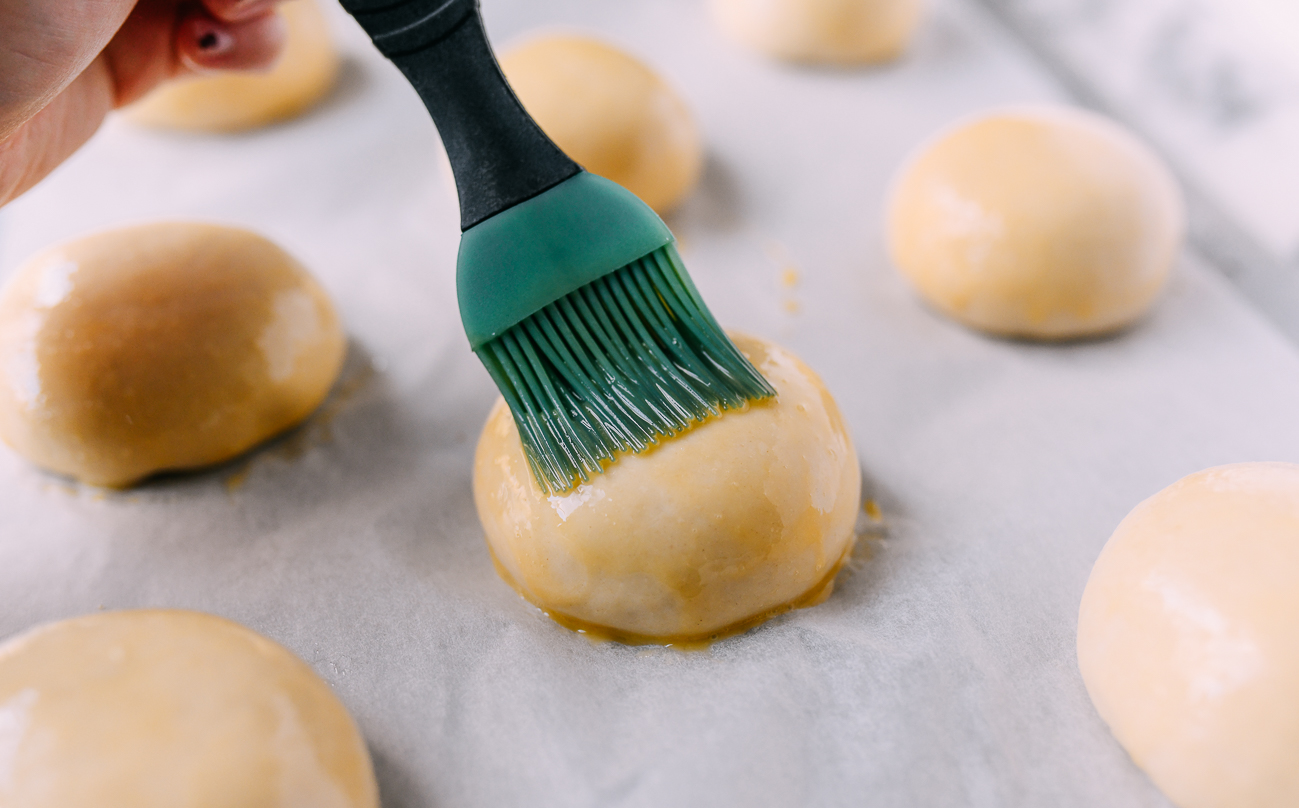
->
[3,1,1297,805]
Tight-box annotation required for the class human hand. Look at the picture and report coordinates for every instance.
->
[0,0,289,206]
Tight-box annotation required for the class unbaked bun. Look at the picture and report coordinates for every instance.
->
[888,106,1184,339]
[0,222,345,487]
[126,0,338,132]
[499,34,703,214]
[1078,462,1299,808]
[473,333,860,644]
[0,610,378,808]
[711,0,923,64]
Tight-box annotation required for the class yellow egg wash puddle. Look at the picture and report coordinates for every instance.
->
[224,466,252,493]
[763,241,803,318]
[489,541,853,650]
[835,495,889,575]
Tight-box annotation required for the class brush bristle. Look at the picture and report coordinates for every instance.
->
[475,243,776,495]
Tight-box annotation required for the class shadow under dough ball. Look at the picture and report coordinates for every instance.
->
[887,106,1184,339]
[473,333,861,644]
[0,222,345,487]
[0,610,379,808]
[499,33,703,215]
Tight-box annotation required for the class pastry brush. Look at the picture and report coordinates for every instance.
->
[342,0,775,494]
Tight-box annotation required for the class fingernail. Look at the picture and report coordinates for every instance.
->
[227,0,276,21]
[196,26,233,54]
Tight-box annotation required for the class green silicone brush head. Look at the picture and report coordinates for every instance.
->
[475,241,775,495]
[459,173,775,495]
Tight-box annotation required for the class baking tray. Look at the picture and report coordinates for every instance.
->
[4,0,1299,805]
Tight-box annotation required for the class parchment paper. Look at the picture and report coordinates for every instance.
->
[3,1,1299,806]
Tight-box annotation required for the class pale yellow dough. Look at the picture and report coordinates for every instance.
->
[126,0,338,132]
[710,0,922,64]
[499,34,703,214]
[473,333,861,643]
[0,222,345,487]
[888,107,1184,339]
[1078,462,1299,808]
[0,610,378,808]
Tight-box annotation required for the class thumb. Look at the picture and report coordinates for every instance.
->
[0,0,138,139]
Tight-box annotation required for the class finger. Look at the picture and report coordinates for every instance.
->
[1,58,115,207]
[177,9,287,73]
[202,0,282,24]
[0,0,137,138]
[101,0,186,107]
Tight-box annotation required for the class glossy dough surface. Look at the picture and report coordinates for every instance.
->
[0,222,345,486]
[499,34,703,214]
[1077,463,1299,808]
[126,0,337,132]
[474,334,861,642]
[0,610,378,808]
[711,0,922,64]
[888,107,1184,339]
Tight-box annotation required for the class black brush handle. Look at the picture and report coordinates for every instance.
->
[341,0,581,230]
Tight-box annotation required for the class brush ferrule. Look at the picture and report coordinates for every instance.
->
[457,173,674,349]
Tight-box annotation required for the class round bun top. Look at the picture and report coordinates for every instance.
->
[1078,462,1299,808]
[0,609,379,808]
[888,106,1184,339]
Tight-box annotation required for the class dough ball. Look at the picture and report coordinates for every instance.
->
[887,107,1184,339]
[126,0,338,133]
[473,333,861,643]
[1077,463,1299,808]
[499,34,703,214]
[0,222,345,487]
[710,0,922,65]
[0,610,378,808]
